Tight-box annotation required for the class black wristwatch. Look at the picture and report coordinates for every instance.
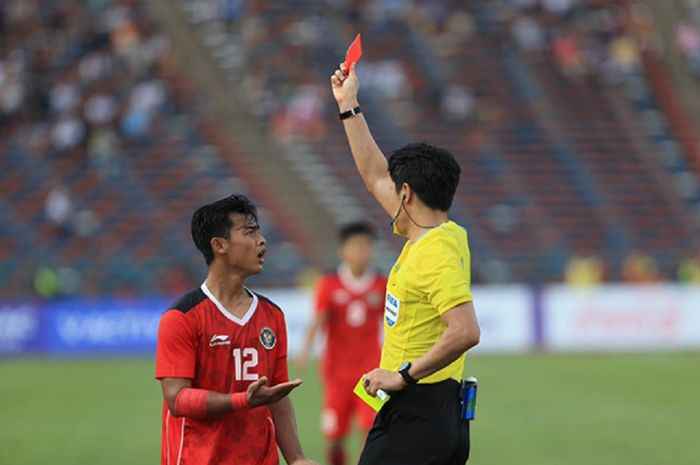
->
[398,361,418,385]
[339,105,362,120]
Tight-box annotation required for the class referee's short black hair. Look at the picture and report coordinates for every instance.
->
[191,194,258,265]
[388,142,461,212]
[339,221,376,244]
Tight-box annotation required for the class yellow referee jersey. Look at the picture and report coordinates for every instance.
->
[381,220,473,384]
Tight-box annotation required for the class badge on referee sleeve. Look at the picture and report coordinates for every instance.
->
[385,291,400,327]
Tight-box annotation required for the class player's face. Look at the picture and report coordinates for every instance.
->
[340,234,374,274]
[224,213,267,275]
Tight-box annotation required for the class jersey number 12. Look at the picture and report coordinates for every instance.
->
[232,347,259,381]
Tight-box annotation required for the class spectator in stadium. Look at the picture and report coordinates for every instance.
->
[511,14,546,56]
[155,194,318,465]
[331,62,480,465]
[552,28,588,80]
[621,250,661,283]
[440,84,476,123]
[33,266,61,300]
[676,21,700,78]
[564,250,605,287]
[606,33,642,81]
[44,184,74,235]
[677,253,700,283]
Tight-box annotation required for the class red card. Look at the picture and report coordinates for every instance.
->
[343,33,363,72]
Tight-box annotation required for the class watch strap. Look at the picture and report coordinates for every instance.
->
[399,362,418,385]
[339,106,362,120]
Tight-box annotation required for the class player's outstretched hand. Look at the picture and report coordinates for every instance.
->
[246,376,303,407]
[331,62,359,107]
[363,368,406,396]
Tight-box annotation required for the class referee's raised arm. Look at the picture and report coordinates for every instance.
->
[331,63,400,219]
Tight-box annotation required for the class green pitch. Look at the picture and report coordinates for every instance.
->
[1,352,698,465]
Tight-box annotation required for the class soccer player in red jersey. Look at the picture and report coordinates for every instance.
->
[297,222,387,465]
[155,194,318,465]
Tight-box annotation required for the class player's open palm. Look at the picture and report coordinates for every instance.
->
[246,376,303,407]
[331,63,359,105]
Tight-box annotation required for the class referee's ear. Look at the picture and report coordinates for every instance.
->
[400,183,412,204]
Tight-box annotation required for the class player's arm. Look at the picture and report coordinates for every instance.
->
[270,314,319,465]
[363,301,479,395]
[269,397,318,465]
[160,376,303,418]
[331,63,399,218]
[296,311,329,371]
[298,276,333,370]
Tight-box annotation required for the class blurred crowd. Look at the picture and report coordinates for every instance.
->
[183,0,700,288]
[180,0,678,144]
[565,250,700,286]
[1,0,174,244]
[505,0,657,84]
[3,0,700,298]
[0,0,201,298]
[0,0,171,166]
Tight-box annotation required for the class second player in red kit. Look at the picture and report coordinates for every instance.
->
[298,222,387,465]
[155,195,317,465]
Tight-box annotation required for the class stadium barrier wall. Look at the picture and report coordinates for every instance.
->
[542,284,700,351]
[1,285,699,357]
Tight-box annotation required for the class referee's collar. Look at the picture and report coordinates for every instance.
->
[410,220,450,245]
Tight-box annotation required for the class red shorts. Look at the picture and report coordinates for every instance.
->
[321,378,377,439]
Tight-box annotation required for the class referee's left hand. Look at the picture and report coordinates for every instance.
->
[363,368,406,396]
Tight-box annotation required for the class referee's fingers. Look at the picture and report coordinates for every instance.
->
[362,377,372,395]
[366,378,379,397]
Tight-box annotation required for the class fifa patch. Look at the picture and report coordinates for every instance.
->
[259,327,276,350]
[385,291,400,328]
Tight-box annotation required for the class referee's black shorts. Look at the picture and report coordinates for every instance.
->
[358,379,470,465]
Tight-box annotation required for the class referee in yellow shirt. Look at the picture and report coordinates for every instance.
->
[330,62,481,465]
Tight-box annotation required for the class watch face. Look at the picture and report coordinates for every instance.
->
[399,361,410,372]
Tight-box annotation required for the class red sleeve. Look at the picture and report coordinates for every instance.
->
[155,310,197,379]
[271,312,289,385]
[314,276,333,316]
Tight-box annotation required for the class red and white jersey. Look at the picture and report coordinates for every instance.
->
[155,283,289,465]
[315,266,387,383]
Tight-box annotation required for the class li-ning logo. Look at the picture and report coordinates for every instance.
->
[209,335,231,347]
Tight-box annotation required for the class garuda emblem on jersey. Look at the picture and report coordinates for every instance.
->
[259,327,276,350]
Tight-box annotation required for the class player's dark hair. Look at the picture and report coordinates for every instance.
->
[339,221,376,244]
[388,142,461,211]
[191,194,258,265]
